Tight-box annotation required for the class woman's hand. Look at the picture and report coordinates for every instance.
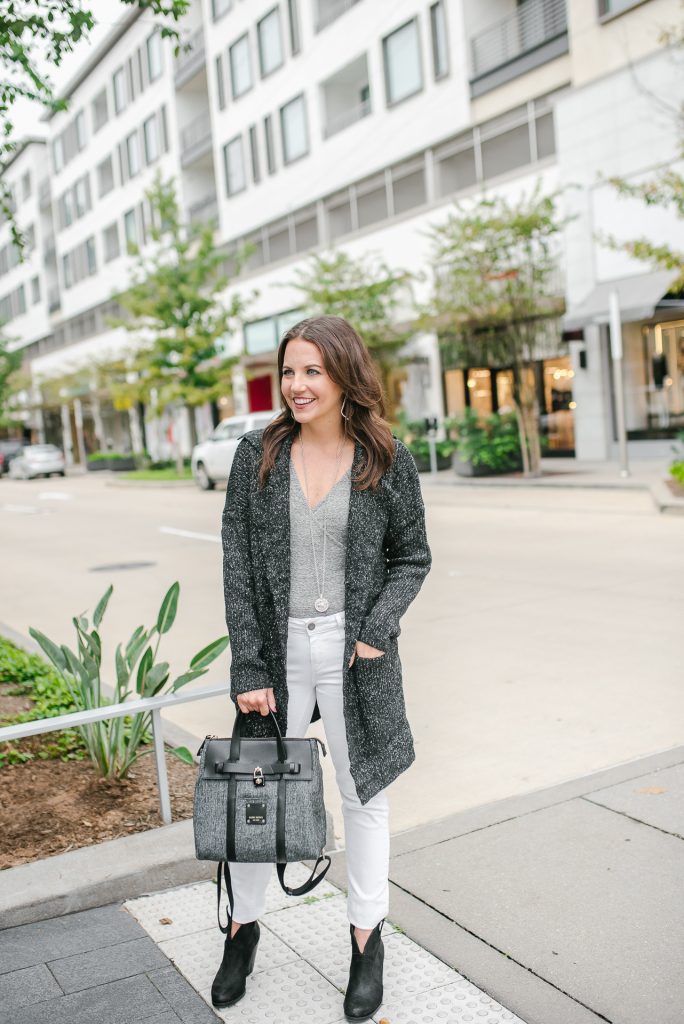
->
[237,687,277,716]
[348,640,385,668]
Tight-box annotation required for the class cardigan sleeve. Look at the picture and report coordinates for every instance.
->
[221,438,272,698]
[356,439,432,652]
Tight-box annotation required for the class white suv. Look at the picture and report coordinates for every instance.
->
[191,410,280,490]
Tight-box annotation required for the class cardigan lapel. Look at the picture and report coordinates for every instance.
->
[256,431,383,661]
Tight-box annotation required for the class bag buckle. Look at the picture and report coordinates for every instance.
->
[253,766,264,787]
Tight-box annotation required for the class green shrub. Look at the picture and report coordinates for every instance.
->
[446,408,522,472]
[86,451,134,461]
[0,638,87,767]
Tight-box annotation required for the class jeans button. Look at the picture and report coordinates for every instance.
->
[307,622,315,630]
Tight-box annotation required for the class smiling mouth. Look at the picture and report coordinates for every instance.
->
[293,398,316,407]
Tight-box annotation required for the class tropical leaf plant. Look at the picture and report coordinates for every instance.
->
[28,582,228,779]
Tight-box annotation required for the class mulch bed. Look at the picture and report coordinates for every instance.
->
[0,685,198,870]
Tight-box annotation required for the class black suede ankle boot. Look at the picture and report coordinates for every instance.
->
[211,920,261,1009]
[343,920,385,1021]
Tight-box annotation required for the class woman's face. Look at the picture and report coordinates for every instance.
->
[281,337,343,426]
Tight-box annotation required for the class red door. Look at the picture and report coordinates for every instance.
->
[247,374,273,412]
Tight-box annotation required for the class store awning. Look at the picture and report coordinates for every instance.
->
[563,270,678,331]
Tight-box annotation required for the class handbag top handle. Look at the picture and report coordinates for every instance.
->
[230,708,288,764]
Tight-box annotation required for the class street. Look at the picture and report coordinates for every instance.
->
[2,471,682,842]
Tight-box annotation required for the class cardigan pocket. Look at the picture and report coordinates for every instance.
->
[352,642,404,749]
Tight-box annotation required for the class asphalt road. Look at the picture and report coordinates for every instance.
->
[1,471,681,841]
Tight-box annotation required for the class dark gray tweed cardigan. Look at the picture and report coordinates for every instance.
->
[221,427,432,805]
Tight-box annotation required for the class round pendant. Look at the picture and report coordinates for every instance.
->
[314,597,329,612]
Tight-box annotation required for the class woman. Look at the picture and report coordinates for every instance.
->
[213,315,432,1020]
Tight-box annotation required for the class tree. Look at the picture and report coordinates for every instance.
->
[602,11,684,291]
[287,249,415,417]
[0,0,190,261]
[420,182,567,477]
[106,171,252,470]
[0,333,27,431]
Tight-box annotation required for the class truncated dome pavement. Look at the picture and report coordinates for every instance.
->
[123,862,526,1024]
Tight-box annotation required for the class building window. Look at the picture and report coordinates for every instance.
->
[103,222,120,263]
[479,106,531,179]
[96,153,114,195]
[113,67,127,113]
[229,34,253,98]
[390,156,427,214]
[212,0,232,18]
[143,115,159,164]
[21,171,31,200]
[159,105,169,152]
[86,237,97,276]
[92,88,109,133]
[223,134,246,195]
[430,1,449,79]
[75,110,86,150]
[249,125,261,184]
[52,137,64,174]
[147,30,163,81]
[264,114,276,173]
[124,208,138,249]
[126,131,140,177]
[216,54,226,110]
[31,275,40,304]
[382,18,422,106]
[62,253,72,289]
[598,0,642,15]
[280,93,308,164]
[74,175,90,217]
[287,0,301,55]
[257,8,284,77]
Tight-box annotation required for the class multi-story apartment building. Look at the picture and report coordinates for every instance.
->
[1,0,682,464]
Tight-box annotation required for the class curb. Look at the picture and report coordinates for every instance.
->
[105,477,197,488]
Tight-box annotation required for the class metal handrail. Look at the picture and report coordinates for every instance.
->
[471,0,567,79]
[0,683,231,826]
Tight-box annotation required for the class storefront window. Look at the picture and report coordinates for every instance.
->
[541,356,575,451]
[651,320,684,429]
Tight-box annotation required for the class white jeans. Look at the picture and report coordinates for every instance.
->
[228,609,390,930]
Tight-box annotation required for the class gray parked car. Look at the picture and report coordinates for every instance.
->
[8,444,66,479]
[191,410,279,490]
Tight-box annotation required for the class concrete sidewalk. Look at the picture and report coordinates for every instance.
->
[0,745,681,1023]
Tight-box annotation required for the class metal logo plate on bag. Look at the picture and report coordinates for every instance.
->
[246,802,267,824]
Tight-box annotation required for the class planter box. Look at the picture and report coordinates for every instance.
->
[451,452,522,477]
[87,457,137,472]
[410,452,453,473]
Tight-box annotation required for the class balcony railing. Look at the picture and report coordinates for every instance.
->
[315,0,361,32]
[471,0,567,79]
[174,25,205,84]
[323,97,372,139]
[180,112,212,165]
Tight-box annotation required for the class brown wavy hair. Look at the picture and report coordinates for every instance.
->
[258,315,396,491]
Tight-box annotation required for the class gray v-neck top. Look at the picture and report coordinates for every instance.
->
[288,458,351,617]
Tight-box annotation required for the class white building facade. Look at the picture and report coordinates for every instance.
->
[0,0,682,463]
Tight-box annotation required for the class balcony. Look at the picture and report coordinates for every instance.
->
[174,26,205,87]
[38,178,51,210]
[47,286,61,314]
[321,56,371,139]
[470,0,568,98]
[180,112,213,167]
[188,193,218,227]
[315,0,362,33]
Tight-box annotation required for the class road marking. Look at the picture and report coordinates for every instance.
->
[159,526,220,544]
[38,491,73,501]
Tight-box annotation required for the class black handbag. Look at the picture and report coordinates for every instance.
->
[193,709,332,933]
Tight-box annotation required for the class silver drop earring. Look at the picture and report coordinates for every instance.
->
[341,396,349,420]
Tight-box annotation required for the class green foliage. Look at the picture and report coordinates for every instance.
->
[86,451,134,462]
[26,582,229,779]
[0,637,88,768]
[391,410,457,459]
[419,182,567,476]
[106,171,250,415]
[447,408,522,472]
[671,460,684,485]
[0,2,191,263]
[287,250,415,411]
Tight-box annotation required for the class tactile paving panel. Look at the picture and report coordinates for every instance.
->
[199,957,345,1024]
[124,862,341,941]
[157,921,298,992]
[372,977,528,1024]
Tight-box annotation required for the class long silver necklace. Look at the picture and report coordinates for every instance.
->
[298,430,345,613]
